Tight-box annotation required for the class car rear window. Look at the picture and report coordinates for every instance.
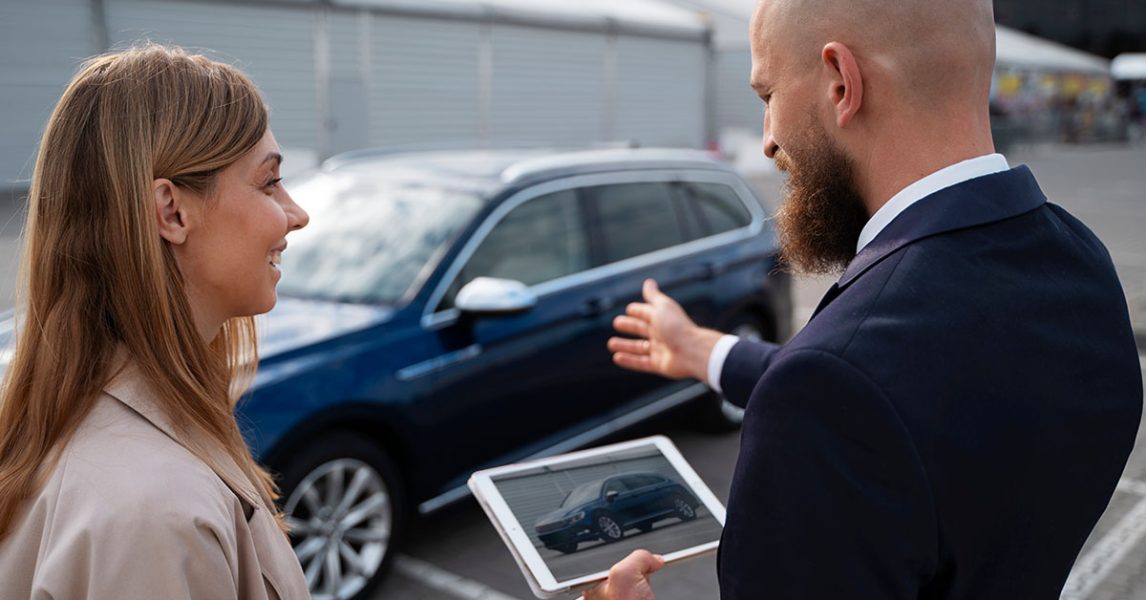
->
[587,182,689,264]
[679,182,752,236]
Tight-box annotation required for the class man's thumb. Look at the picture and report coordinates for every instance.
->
[642,279,663,303]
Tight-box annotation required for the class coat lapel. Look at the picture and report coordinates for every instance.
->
[102,359,266,511]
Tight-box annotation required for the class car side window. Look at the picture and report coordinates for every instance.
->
[604,479,627,496]
[679,182,752,236]
[587,182,689,265]
[442,189,589,309]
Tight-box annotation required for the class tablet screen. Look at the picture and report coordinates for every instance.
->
[488,442,724,584]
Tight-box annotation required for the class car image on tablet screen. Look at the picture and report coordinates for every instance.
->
[535,473,700,554]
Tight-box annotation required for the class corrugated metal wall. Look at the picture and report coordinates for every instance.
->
[0,0,100,186]
[368,14,485,147]
[489,24,609,145]
[105,0,321,152]
[0,0,710,187]
[614,36,707,147]
[715,49,762,134]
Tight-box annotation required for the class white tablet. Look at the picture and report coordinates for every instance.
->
[468,435,727,599]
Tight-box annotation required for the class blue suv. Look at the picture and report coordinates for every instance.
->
[535,472,700,554]
[0,147,790,600]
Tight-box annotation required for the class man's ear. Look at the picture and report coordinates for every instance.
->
[822,42,863,129]
[153,178,191,245]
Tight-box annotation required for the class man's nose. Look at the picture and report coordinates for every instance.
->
[762,110,778,159]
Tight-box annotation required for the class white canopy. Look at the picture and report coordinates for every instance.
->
[332,0,708,40]
[995,27,1109,75]
[1112,54,1146,81]
[659,0,1112,76]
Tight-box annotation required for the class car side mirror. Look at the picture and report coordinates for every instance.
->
[605,490,619,504]
[455,277,537,316]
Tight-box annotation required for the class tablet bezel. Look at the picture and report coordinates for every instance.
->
[468,435,727,598]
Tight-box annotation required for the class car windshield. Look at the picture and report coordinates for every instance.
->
[561,480,603,509]
[277,171,484,304]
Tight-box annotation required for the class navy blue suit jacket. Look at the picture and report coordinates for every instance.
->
[716,166,1142,599]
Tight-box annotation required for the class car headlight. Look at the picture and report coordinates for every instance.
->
[568,511,585,523]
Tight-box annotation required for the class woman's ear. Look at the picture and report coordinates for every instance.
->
[822,41,864,129]
[152,178,191,245]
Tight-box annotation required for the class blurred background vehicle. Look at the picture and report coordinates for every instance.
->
[220,146,790,598]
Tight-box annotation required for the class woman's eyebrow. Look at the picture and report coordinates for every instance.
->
[260,152,283,166]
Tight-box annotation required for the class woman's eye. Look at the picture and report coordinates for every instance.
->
[264,177,283,190]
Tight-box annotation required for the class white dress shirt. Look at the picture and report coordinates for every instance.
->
[706,153,1010,394]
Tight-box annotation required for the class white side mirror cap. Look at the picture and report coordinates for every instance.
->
[455,277,537,315]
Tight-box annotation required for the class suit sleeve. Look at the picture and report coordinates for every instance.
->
[33,500,240,599]
[718,349,937,599]
[719,338,780,408]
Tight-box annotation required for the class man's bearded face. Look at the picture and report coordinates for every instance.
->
[772,118,869,275]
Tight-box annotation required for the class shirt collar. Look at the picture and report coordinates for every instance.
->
[855,153,1010,252]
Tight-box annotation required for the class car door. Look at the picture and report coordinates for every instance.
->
[419,185,614,480]
[571,177,719,416]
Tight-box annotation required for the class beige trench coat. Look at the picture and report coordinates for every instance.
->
[0,362,311,599]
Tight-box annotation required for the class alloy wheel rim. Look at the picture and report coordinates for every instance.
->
[675,498,695,518]
[599,516,622,539]
[285,458,392,600]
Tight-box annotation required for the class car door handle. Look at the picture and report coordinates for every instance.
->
[580,297,615,317]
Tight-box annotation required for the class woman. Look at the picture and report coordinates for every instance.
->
[0,45,311,598]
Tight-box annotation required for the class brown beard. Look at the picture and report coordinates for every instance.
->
[773,123,869,275]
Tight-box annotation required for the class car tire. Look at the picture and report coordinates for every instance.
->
[673,496,697,521]
[276,432,404,600]
[595,513,625,543]
[693,315,768,433]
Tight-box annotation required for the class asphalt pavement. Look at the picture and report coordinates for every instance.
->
[0,144,1144,599]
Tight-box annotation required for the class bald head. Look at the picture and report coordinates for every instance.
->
[751,0,996,108]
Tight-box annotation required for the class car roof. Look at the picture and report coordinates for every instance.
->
[317,147,736,199]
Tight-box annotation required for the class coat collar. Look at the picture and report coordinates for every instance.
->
[102,355,265,511]
[837,165,1047,290]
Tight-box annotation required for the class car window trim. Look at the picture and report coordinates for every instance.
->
[420,169,767,330]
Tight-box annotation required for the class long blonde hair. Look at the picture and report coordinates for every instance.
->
[0,45,283,537]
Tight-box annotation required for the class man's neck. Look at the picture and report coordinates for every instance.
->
[857,115,996,217]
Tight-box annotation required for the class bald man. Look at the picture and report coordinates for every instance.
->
[588,0,1142,598]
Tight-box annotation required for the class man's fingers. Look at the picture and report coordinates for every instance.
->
[608,337,650,355]
[625,302,654,321]
[612,352,655,373]
[613,315,650,338]
[642,279,664,304]
[611,549,666,578]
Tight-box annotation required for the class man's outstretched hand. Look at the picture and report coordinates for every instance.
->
[608,279,724,385]
[583,550,665,600]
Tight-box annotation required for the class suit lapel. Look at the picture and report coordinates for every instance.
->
[811,165,1047,317]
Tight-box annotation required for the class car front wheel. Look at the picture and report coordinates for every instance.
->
[277,433,404,600]
[673,496,697,521]
[595,513,624,543]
